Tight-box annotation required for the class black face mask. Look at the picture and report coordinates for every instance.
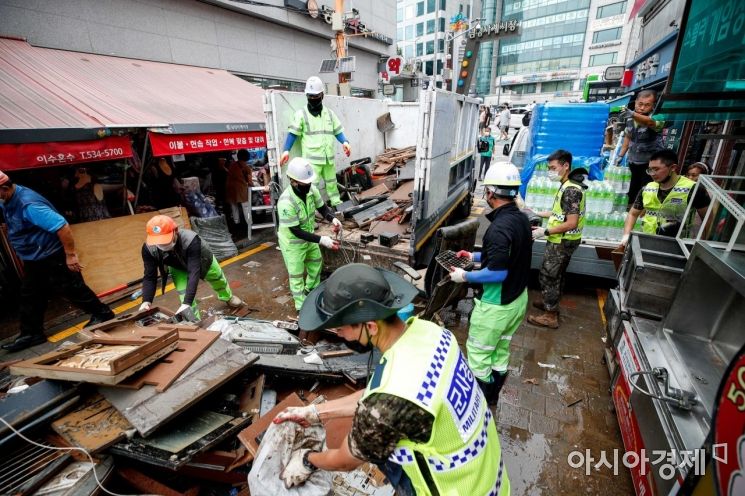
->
[292,182,311,197]
[307,96,323,116]
[346,323,374,353]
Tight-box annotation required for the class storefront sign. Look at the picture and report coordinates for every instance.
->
[468,19,520,40]
[500,70,579,85]
[0,135,133,171]
[149,131,267,157]
[589,40,623,50]
[605,65,625,81]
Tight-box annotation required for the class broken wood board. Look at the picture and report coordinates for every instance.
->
[51,393,132,453]
[70,206,189,295]
[99,339,258,437]
[239,374,265,416]
[237,392,304,460]
[0,380,79,439]
[110,410,250,470]
[369,219,409,237]
[352,200,398,228]
[356,183,389,200]
[389,180,414,202]
[10,333,179,385]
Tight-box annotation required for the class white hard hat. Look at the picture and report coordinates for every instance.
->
[305,76,325,96]
[286,157,316,184]
[483,163,521,197]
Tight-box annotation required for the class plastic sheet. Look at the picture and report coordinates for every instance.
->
[181,177,218,218]
[190,215,238,260]
[248,421,333,496]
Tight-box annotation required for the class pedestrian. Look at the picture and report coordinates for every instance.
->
[273,263,510,495]
[616,90,665,207]
[477,127,495,180]
[618,150,710,245]
[0,171,115,352]
[225,149,253,239]
[479,105,491,131]
[498,104,510,140]
[277,158,341,311]
[685,161,709,183]
[138,214,243,321]
[280,76,351,208]
[450,163,531,404]
[528,150,587,329]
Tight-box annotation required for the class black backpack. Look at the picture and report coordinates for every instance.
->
[477,138,490,153]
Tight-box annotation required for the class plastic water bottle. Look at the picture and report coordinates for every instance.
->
[526,176,537,209]
[585,212,595,239]
[622,166,632,193]
[600,213,611,240]
[539,178,551,211]
[614,212,626,241]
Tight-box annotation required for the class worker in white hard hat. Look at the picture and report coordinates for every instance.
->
[450,163,532,405]
[280,76,351,207]
[277,157,342,311]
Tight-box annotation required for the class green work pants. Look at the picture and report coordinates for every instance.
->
[279,238,322,310]
[467,289,528,380]
[169,256,232,318]
[311,160,341,207]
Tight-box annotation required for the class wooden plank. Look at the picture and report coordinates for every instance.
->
[51,394,132,453]
[99,339,258,437]
[369,220,409,237]
[239,374,265,416]
[389,180,414,202]
[356,183,389,200]
[237,392,304,460]
[70,207,189,295]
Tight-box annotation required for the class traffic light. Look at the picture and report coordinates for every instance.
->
[457,49,473,88]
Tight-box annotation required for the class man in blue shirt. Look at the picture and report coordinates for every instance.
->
[0,171,114,352]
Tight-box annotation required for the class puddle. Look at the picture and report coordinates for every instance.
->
[501,428,551,495]
[546,369,571,395]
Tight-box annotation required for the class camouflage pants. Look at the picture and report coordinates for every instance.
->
[539,239,580,312]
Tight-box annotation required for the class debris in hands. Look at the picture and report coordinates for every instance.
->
[537,362,556,369]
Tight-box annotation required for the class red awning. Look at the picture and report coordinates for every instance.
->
[149,130,267,157]
[0,38,265,137]
[0,136,133,170]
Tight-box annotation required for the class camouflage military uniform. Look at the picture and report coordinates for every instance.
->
[538,187,583,312]
[349,393,435,496]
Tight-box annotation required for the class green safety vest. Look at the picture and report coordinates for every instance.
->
[363,318,509,496]
[547,180,585,243]
[640,175,696,235]
[276,185,323,244]
[288,107,343,165]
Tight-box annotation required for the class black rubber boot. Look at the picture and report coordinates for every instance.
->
[490,371,509,405]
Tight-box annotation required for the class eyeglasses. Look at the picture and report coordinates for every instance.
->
[646,167,667,175]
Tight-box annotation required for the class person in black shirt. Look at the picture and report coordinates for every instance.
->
[449,163,532,404]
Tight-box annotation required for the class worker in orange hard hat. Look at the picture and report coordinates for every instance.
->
[139,215,243,321]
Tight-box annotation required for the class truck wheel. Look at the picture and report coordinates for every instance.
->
[452,193,473,222]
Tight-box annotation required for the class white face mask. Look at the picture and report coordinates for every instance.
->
[548,170,562,182]
[156,240,176,251]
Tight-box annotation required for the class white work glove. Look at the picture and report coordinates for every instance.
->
[619,233,630,247]
[614,155,624,166]
[532,227,546,240]
[280,150,290,166]
[175,304,198,322]
[139,302,152,312]
[273,405,321,428]
[177,304,191,314]
[319,235,340,251]
[331,217,342,234]
[281,449,314,489]
[342,142,351,157]
[449,267,468,284]
[455,250,473,261]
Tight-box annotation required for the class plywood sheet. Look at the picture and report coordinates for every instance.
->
[389,180,414,202]
[71,207,189,295]
[51,394,132,453]
[237,392,304,460]
[356,183,389,200]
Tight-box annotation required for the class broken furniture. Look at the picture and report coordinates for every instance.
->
[9,331,178,386]
[255,348,382,385]
[209,318,301,354]
[51,393,132,453]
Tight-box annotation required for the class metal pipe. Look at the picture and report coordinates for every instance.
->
[134,133,150,208]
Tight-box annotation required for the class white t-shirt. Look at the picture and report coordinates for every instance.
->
[499,109,510,126]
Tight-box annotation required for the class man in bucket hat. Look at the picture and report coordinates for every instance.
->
[273,263,509,495]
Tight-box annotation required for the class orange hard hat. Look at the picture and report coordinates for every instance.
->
[0,170,9,186]
[145,215,177,245]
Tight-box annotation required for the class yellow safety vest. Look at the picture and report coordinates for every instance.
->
[547,180,585,243]
[276,185,323,245]
[363,318,509,496]
[288,107,343,165]
[640,176,696,235]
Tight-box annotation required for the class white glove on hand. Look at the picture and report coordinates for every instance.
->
[273,405,321,427]
[449,267,468,284]
[177,304,191,314]
[620,233,630,247]
[319,235,339,250]
[532,227,546,240]
[139,302,152,312]
[331,217,342,234]
[281,449,314,489]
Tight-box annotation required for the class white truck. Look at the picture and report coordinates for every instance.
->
[263,88,481,270]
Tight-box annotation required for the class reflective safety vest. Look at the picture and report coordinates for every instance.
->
[363,318,509,496]
[276,185,324,245]
[288,106,343,165]
[547,180,585,243]
[640,176,695,235]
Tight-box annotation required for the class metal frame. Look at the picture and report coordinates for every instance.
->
[675,174,745,256]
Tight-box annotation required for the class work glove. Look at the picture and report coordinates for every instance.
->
[176,304,198,322]
[273,405,321,427]
[455,250,473,261]
[331,217,342,234]
[449,267,468,284]
[342,142,351,157]
[319,236,340,251]
[280,150,290,166]
[139,302,152,312]
[532,227,546,240]
[281,449,314,489]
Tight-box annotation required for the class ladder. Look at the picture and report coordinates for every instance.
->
[250,186,277,234]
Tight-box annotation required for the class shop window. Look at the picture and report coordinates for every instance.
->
[597,1,626,19]
[417,43,424,57]
[439,17,446,32]
[417,23,424,37]
[438,39,445,51]
[417,1,425,16]
[427,19,436,34]
[426,40,435,54]
[440,0,446,9]
[426,61,434,75]
[588,51,617,66]
[427,0,436,13]
[437,60,443,75]
[592,27,622,43]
